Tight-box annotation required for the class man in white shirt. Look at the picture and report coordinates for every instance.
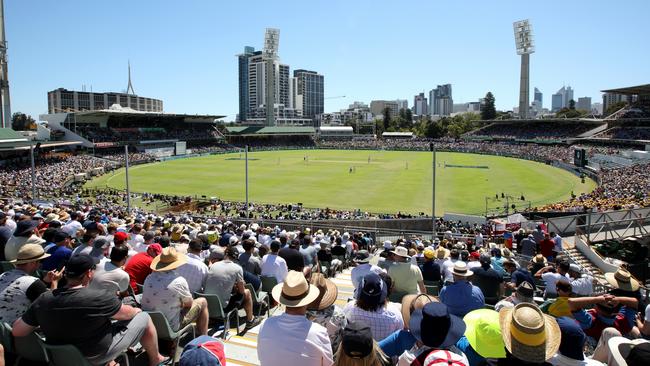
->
[568,263,594,297]
[261,240,288,283]
[441,249,460,284]
[535,260,570,298]
[552,232,563,257]
[175,239,208,293]
[141,247,209,336]
[350,250,385,291]
[62,212,83,237]
[133,231,155,253]
[258,271,333,366]
[89,245,130,297]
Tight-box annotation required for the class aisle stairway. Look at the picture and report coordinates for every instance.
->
[221,269,355,365]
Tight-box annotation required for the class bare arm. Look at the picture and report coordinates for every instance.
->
[11,318,37,337]
[112,304,142,321]
[418,280,426,295]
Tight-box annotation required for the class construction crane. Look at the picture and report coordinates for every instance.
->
[325,95,346,99]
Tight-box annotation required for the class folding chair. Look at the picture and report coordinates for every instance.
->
[193,293,239,339]
[147,311,195,360]
[388,290,409,303]
[423,281,439,296]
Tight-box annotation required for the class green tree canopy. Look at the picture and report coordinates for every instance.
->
[481,92,497,120]
[11,112,36,131]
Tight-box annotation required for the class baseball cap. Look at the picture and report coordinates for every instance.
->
[341,322,373,359]
[569,263,581,273]
[479,253,492,265]
[53,230,70,243]
[148,243,163,256]
[113,231,128,242]
[470,251,480,260]
[423,248,435,259]
[65,254,97,277]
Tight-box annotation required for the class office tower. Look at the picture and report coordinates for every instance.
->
[413,93,428,116]
[429,84,453,116]
[576,97,591,111]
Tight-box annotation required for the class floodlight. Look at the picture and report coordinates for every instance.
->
[513,19,535,55]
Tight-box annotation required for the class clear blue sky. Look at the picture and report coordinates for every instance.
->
[6,0,650,121]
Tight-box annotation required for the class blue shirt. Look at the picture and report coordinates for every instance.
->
[456,336,485,366]
[378,329,417,358]
[41,245,72,271]
[510,268,536,290]
[439,281,485,318]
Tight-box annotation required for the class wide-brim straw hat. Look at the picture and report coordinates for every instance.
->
[401,294,436,328]
[390,246,410,258]
[452,261,473,278]
[44,213,60,223]
[272,270,320,308]
[605,268,640,291]
[150,247,187,272]
[11,244,51,265]
[307,273,338,311]
[533,254,547,265]
[499,303,561,363]
[608,336,650,366]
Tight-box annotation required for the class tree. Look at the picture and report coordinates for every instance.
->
[382,107,392,131]
[481,92,496,120]
[11,112,36,131]
[569,99,576,110]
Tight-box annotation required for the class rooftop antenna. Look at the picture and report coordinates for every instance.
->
[126,60,135,95]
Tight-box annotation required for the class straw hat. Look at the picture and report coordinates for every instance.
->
[150,247,187,272]
[464,309,506,359]
[499,303,561,363]
[605,268,640,291]
[307,273,338,311]
[11,244,51,265]
[451,261,473,278]
[401,294,436,328]
[435,247,448,259]
[272,270,320,308]
[532,254,547,265]
[44,213,60,223]
[390,246,410,258]
[608,336,650,366]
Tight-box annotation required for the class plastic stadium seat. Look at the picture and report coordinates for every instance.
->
[423,281,439,296]
[260,276,278,294]
[0,261,14,274]
[14,331,49,363]
[44,343,131,366]
[193,293,239,339]
[0,323,12,354]
[147,311,195,360]
[245,283,270,317]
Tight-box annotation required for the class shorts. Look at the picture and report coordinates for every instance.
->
[86,311,149,366]
[180,299,204,329]
[223,292,245,312]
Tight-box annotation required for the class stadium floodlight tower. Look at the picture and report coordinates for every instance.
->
[263,28,280,127]
[513,19,534,120]
[0,0,11,128]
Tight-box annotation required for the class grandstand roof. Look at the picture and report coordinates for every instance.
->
[0,128,27,143]
[225,126,316,136]
[601,84,650,96]
[0,140,82,152]
[74,110,225,123]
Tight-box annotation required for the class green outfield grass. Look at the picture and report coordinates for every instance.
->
[85,149,596,216]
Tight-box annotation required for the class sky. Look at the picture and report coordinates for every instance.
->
[5,0,650,121]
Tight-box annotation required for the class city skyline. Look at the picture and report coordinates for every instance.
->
[5,0,650,122]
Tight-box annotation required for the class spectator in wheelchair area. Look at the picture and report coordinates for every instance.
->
[12,254,169,366]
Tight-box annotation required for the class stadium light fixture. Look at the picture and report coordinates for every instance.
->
[513,19,534,119]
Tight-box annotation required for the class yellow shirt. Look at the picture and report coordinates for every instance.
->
[548,297,572,318]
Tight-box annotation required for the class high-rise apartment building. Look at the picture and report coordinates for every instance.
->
[413,93,428,116]
[395,99,408,113]
[238,49,291,121]
[293,69,324,120]
[534,87,543,106]
[429,84,453,116]
[576,97,591,111]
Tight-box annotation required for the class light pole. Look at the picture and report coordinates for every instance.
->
[430,142,436,238]
[245,145,249,214]
[124,145,131,213]
[29,142,36,200]
[513,19,535,119]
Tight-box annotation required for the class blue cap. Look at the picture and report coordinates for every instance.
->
[357,273,386,306]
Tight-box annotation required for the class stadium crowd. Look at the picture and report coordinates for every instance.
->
[467,122,599,140]
[0,202,647,366]
[597,127,650,141]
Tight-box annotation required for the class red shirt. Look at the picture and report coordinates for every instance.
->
[540,239,555,258]
[124,252,153,293]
